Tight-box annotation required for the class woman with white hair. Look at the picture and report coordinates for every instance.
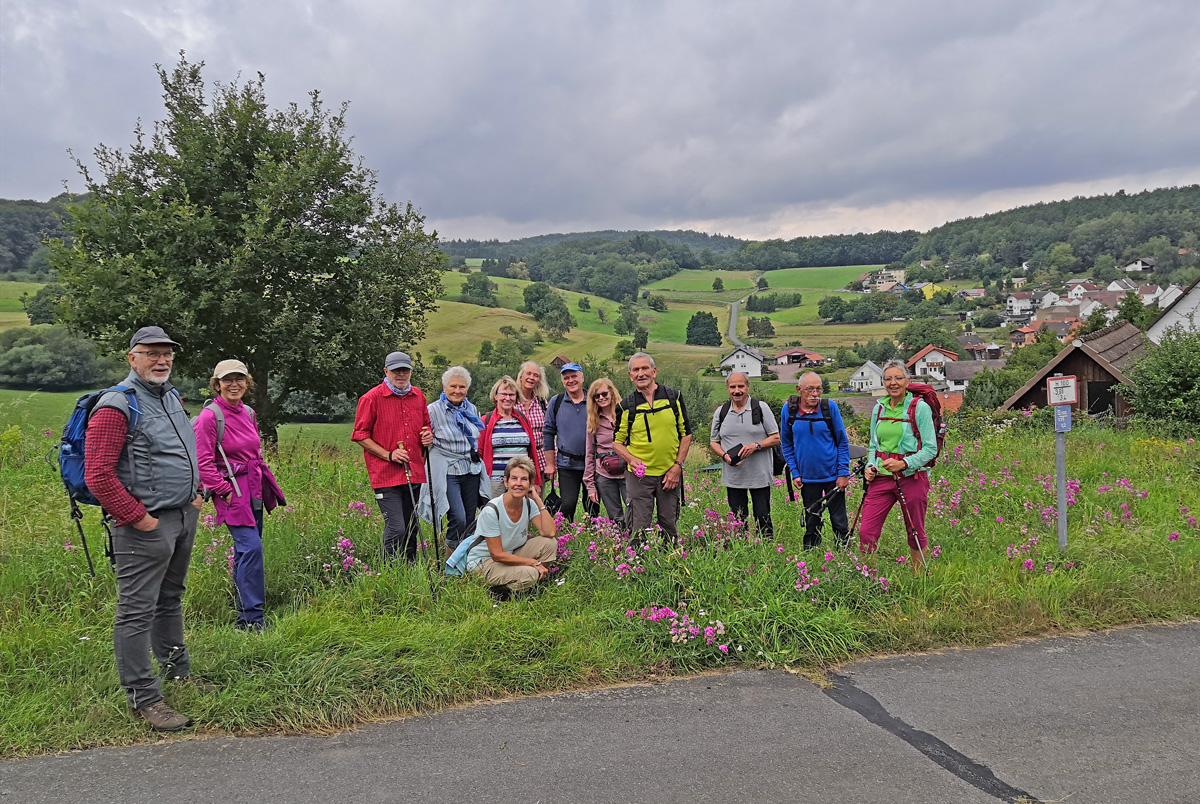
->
[420,366,490,553]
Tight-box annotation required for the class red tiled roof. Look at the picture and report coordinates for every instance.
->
[905,344,959,367]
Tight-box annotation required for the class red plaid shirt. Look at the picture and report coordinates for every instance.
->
[352,383,433,488]
[516,396,547,476]
[83,407,147,526]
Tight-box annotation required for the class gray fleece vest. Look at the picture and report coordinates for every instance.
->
[91,371,199,512]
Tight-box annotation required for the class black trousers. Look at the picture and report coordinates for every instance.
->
[727,486,773,539]
[799,480,849,549]
[375,484,422,561]
[555,468,585,521]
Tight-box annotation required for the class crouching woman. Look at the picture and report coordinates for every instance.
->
[461,456,558,593]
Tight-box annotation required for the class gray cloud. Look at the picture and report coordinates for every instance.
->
[3,1,1199,240]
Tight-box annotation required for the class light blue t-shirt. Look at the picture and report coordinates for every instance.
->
[464,495,537,572]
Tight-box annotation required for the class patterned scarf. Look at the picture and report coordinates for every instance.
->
[439,392,485,439]
[385,377,412,397]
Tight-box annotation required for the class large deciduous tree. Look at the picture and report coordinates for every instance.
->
[686,311,722,346]
[50,56,443,439]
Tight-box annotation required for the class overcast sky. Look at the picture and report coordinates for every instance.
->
[4,1,1200,241]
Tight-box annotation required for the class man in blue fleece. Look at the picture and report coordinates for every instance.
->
[780,371,851,549]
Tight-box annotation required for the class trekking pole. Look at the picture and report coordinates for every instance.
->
[401,460,438,603]
[894,473,929,577]
[68,497,97,577]
[784,465,795,503]
[424,448,442,561]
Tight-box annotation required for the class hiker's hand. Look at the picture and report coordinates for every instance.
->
[836,476,850,490]
[738,443,758,460]
[133,514,159,532]
[191,495,203,510]
[864,465,878,482]
[420,426,434,448]
[722,451,733,464]
[588,488,599,504]
[663,463,683,490]
[882,457,907,473]
[543,463,556,479]
[391,444,411,464]
[534,562,549,580]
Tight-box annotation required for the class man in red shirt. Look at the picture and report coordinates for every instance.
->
[352,352,435,561]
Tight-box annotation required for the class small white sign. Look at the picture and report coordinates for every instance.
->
[1047,375,1078,406]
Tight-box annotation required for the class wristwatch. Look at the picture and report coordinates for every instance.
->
[754,442,762,451]
[674,460,684,468]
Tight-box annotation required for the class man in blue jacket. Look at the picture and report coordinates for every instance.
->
[780,372,850,549]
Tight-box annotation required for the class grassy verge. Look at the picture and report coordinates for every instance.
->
[2,409,1198,756]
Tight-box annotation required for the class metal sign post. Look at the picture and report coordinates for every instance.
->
[1048,375,1076,553]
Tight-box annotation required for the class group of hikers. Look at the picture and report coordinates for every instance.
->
[77,325,938,731]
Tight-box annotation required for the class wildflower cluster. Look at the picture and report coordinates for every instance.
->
[625,604,727,651]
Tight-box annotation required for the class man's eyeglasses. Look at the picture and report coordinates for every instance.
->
[132,350,175,361]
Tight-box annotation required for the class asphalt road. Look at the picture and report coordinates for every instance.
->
[3,622,1198,804]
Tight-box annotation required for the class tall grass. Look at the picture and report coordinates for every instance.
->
[1,408,1198,756]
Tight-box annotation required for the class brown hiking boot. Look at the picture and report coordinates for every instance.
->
[132,699,193,732]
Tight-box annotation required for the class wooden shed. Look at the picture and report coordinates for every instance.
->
[998,321,1147,416]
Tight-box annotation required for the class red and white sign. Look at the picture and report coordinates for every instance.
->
[1046,375,1077,406]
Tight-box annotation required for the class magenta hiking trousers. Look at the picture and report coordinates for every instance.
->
[858,470,930,552]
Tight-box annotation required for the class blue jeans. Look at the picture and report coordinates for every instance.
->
[444,472,481,550]
[227,508,265,625]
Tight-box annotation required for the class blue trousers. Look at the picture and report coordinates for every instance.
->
[444,472,481,550]
[227,508,265,625]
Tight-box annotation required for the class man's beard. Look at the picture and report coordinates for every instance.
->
[146,369,172,386]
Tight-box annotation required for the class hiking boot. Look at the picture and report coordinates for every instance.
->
[132,700,193,732]
[235,619,267,634]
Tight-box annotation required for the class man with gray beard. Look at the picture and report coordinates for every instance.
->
[84,326,205,731]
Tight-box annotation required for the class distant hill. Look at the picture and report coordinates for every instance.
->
[442,229,746,259]
[0,194,71,278]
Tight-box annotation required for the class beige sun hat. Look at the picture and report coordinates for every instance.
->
[212,359,250,379]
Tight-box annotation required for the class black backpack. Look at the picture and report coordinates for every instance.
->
[785,396,843,451]
[716,397,787,476]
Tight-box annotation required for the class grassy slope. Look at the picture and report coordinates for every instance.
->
[760,265,879,290]
[646,269,759,292]
[0,280,43,331]
[3,417,1198,755]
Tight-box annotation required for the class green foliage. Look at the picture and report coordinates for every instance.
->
[757,276,768,289]
[745,316,775,338]
[521,283,576,339]
[478,325,540,365]
[712,277,724,292]
[0,325,117,390]
[1115,292,1154,330]
[576,296,591,311]
[685,311,722,346]
[963,335,1064,410]
[632,326,649,351]
[459,271,498,307]
[894,319,961,357]
[19,283,64,325]
[48,57,443,439]
[1078,307,1113,336]
[745,292,802,312]
[1122,327,1200,423]
[975,310,1002,328]
[0,196,70,278]
[646,294,668,312]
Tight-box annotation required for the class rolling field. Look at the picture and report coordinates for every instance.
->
[0,280,43,330]
[760,265,877,290]
[646,269,758,293]
[772,320,905,349]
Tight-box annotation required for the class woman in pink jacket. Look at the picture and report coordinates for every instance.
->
[193,359,285,632]
[583,378,626,527]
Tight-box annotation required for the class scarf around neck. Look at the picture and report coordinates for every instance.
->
[439,391,485,439]
[385,377,412,397]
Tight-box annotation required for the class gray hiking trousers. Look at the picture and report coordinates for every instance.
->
[111,505,199,709]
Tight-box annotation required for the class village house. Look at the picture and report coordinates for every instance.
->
[874,267,906,285]
[1034,305,1083,322]
[945,359,1007,394]
[1077,291,1126,323]
[906,345,959,382]
[1108,278,1138,293]
[1147,277,1200,344]
[956,288,986,300]
[962,341,1005,361]
[1154,284,1184,309]
[909,282,944,300]
[848,361,886,393]
[1032,290,1062,309]
[1065,281,1099,300]
[1000,321,1146,416]
[1006,292,1034,317]
[1009,277,1028,289]
[1039,319,1082,342]
[1009,324,1041,348]
[774,348,829,366]
[1120,257,1155,274]
[719,346,767,378]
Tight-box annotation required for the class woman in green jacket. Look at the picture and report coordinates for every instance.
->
[860,360,938,572]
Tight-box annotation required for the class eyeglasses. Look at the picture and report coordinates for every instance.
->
[132,350,175,361]
[496,392,517,399]
[220,376,247,385]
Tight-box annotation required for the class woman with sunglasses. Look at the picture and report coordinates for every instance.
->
[583,377,627,526]
[193,359,285,632]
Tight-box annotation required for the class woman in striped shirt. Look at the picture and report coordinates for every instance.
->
[479,376,543,499]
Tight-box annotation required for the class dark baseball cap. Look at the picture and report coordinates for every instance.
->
[129,326,180,349]
[385,351,413,370]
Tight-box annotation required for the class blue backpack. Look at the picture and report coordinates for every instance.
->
[57,385,161,574]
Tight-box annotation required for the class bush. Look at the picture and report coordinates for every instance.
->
[1122,327,1200,424]
[0,326,119,390]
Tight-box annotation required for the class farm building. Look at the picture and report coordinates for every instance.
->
[999,321,1147,416]
[848,361,885,393]
[775,348,829,366]
[719,346,767,378]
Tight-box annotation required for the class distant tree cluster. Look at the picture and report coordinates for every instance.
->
[817,292,941,323]
[745,292,802,312]
[686,311,722,346]
[523,282,576,339]
[0,197,70,280]
[745,317,775,338]
[459,271,499,307]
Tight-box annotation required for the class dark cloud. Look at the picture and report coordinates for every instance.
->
[3,1,1199,239]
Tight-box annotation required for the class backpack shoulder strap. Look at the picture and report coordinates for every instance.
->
[205,400,227,447]
[749,397,763,427]
[907,396,924,451]
[551,393,565,419]
[717,400,732,429]
[786,395,800,428]
[819,398,841,448]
